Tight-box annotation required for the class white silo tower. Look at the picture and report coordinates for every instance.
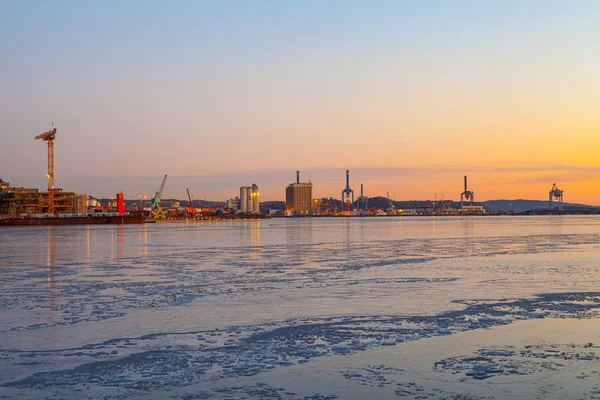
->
[240,186,248,212]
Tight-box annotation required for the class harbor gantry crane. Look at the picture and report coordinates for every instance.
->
[34,127,58,216]
[149,175,168,219]
[460,175,474,209]
[186,188,197,217]
[387,192,395,213]
[341,170,355,211]
[549,183,564,211]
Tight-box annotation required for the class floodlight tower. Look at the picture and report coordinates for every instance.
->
[460,175,474,209]
[341,170,355,211]
[34,127,58,215]
[549,183,564,211]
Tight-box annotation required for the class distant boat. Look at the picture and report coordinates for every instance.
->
[283,210,310,217]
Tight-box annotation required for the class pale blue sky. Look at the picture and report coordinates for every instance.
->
[1,1,599,202]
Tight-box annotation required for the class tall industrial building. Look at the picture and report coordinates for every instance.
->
[227,197,240,210]
[286,171,313,215]
[239,184,260,213]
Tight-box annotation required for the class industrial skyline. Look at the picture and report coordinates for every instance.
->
[1,2,599,204]
[3,165,599,206]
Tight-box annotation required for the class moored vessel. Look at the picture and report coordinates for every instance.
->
[0,213,145,226]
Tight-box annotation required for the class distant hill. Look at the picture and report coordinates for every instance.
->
[113,196,597,214]
[482,199,599,213]
[351,197,599,213]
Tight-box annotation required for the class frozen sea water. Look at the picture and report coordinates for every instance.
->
[1,216,600,399]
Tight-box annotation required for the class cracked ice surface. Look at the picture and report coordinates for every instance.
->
[1,216,600,399]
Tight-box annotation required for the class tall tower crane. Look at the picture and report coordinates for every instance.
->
[149,175,168,219]
[549,183,564,211]
[34,127,58,215]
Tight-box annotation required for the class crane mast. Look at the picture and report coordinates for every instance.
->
[186,188,196,216]
[34,127,57,215]
[156,175,167,201]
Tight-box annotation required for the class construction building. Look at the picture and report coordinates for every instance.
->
[0,178,85,216]
[286,171,313,215]
[0,179,41,216]
[41,189,78,214]
[239,184,260,213]
[74,194,89,213]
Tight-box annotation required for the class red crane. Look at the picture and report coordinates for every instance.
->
[186,188,196,216]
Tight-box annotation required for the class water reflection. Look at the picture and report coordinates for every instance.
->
[462,217,473,236]
[86,225,91,261]
[46,227,56,288]
[46,226,58,331]
[110,226,115,259]
[462,218,474,257]
[251,220,261,261]
[343,218,353,251]
[140,224,148,258]
[550,215,565,233]
[117,225,125,259]
[359,218,365,243]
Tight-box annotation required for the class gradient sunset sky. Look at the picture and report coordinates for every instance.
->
[1,1,599,203]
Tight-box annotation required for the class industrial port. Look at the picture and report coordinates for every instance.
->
[0,128,145,225]
[0,126,592,225]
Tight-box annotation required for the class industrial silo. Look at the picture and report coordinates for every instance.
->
[240,187,248,212]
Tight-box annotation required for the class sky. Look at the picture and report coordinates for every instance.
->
[1,1,599,203]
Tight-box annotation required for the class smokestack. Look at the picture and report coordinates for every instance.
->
[464,176,468,192]
[296,170,300,184]
[346,170,350,188]
[361,184,363,197]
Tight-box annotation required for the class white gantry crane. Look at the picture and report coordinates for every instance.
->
[386,191,395,213]
[549,183,564,211]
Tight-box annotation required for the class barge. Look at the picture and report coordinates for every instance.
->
[0,213,146,226]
